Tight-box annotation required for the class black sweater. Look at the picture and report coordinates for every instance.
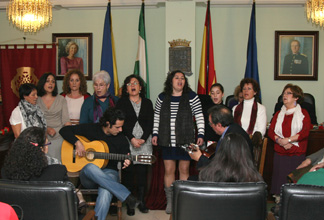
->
[116,97,154,141]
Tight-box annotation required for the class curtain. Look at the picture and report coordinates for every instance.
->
[0,44,56,127]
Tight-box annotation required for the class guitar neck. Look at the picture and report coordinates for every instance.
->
[91,152,136,161]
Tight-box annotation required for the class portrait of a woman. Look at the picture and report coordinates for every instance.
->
[60,41,84,75]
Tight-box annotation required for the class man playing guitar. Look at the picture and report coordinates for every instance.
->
[59,107,137,220]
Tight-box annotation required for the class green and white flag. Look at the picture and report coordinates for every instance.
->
[134,2,149,98]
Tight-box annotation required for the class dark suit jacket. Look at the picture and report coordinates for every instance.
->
[196,123,253,169]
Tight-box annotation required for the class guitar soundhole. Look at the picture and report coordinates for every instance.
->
[86,149,95,161]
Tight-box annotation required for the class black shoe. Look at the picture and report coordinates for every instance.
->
[78,201,87,215]
[127,204,135,216]
[125,194,137,210]
[271,204,280,217]
[109,205,117,216]
[138,202,149,213]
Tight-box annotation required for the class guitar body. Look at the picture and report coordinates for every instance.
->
[181,142,217,159]
[202,142,217,158]
[61,135,109,172]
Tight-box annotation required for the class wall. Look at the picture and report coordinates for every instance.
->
[0,3,323,124]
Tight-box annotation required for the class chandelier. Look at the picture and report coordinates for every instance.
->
[7,0,53,33]
[306,0,324,27]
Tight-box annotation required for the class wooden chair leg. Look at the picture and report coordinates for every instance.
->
[117,200,122,220]
[82,210,96,220]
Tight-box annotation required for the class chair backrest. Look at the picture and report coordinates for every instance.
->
[277,93,315,107]
[258,137,268,176]
[250,132,268,176]
[172,180,267,220]
[279,183,324,220]
[225,95,237,108]
[303,93,315,106]
[0,180,78,220]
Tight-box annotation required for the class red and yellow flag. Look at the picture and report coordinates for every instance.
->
[197,1,216,95]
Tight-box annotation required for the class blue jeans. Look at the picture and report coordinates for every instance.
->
[80,163,131,220]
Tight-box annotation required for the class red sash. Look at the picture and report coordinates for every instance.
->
[234,99,258,135]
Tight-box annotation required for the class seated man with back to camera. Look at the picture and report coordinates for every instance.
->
[189,105,253,169]
[59,107,137,220]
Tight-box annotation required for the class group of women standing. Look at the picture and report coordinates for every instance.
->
[7,67,314,215]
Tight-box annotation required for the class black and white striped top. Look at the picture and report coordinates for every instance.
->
[153,91,205,147]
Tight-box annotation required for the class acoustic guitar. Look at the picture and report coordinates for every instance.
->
[61,135,156,172]
[180,142,217,158]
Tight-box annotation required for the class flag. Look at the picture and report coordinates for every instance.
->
[197,1,216,95]
[134,2,150,98]
[100,1,119,96]
[244,2,261,101]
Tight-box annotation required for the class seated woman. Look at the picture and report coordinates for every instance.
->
[273,95,318,125]
[9,83,47,138]
[199,133,263,182]
[233,78,267,137]
[268,84,312,199]
[61,69,90,125]
[2,127,68,181]
[200,83,225,143]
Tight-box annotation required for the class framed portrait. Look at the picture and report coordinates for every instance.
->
[52,33,93,80]
[274,31,318,81]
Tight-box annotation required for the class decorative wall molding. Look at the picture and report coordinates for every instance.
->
[0,0,305,10]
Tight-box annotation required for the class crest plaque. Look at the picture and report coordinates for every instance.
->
[168,39,192,76]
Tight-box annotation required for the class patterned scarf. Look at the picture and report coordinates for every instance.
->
[18,99,47,129]
[93,92,115,123]
[234,99,258,135]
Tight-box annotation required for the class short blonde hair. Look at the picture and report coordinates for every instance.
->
[65,41,79,54]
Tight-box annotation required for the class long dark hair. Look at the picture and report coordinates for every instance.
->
[121,74,146,98]
[3,127,48,180]
[163,70,191,96]
[199,133,262,182]
[37,73,58,97]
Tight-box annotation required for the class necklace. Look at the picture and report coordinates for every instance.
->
[130,97,141,104]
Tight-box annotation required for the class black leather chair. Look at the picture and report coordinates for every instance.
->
[279,183,324,220]
[172,180,267,220]
[277,93,315,106]
[225,95,237,109]
[0,180,79,220]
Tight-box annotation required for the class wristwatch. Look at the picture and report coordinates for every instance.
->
[288,138,292,143]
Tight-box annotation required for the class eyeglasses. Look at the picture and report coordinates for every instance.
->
[127,82,138,86]
[283,92,293,96]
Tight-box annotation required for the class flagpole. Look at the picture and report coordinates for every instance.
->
[205,0,210,95]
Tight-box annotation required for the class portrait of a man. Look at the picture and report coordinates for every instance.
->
[282,40,309,75]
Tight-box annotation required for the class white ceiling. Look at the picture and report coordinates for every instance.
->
[0,0,306,9]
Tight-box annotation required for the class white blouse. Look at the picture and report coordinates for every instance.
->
[65,96,85,125]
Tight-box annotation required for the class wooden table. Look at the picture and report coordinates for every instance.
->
[263,129,324,193]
